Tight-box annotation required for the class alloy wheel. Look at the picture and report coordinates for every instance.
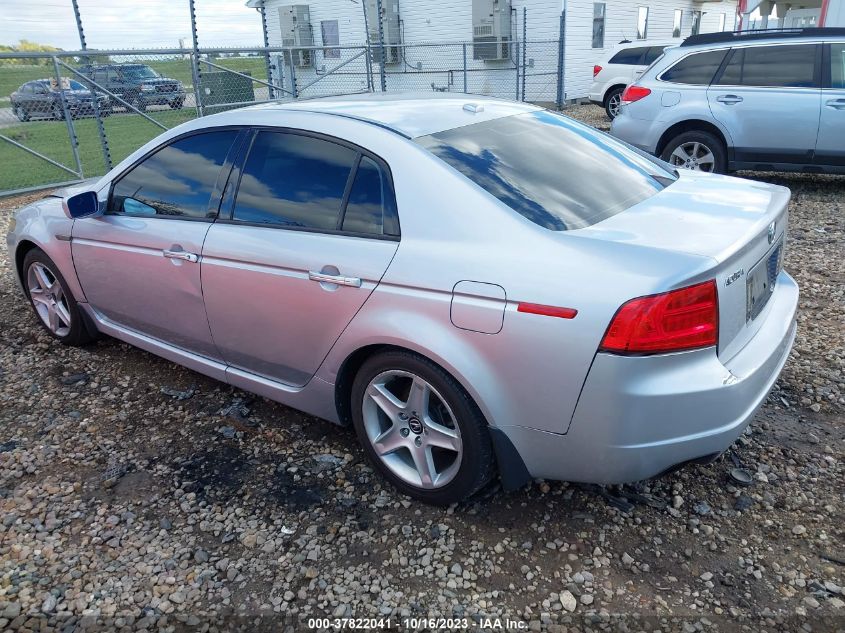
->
[362,370,463,490]
[607,92,621,118]
[668,141,716,172]
[27,262,72,337]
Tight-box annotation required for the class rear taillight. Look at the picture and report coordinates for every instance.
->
[600,281,718,354]
[593,65,603,78]
[620,85,652,103]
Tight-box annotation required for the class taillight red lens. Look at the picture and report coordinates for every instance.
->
[593,65,603,78]
[620,85,652,103]
[600,281,718,354]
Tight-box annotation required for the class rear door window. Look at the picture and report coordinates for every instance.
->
[416,110,675,231]
[661,49,728,85]
[644,46,667,64]
[341,156,399,235]
[832,43,845,89]
[609,47,647,65]
[716,44,817,87]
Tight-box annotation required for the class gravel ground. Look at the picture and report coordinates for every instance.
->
[0,104,843,632]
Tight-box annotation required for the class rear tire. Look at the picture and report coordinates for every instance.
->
[661,130,727,174]
[170,98,184,110]
[22,248,92,346]
[604,86,624,120]
[350,350,495,506]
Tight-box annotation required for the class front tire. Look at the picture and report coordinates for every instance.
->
[13,104,30,122]
[22,248,92,346]
[604,86,624,120]
[350,350,495,505]
[661,130,727,174]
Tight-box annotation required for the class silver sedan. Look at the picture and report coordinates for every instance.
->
[6,94,798,505]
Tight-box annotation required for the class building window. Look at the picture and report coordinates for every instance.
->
[718,13,726,31]
[592,3,606,48]
[637,7,649,40]
[691,10,702,35]
[673,9,683,37]
[321,20,340,59]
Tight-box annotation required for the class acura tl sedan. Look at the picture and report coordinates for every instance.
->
[6,94,798,505]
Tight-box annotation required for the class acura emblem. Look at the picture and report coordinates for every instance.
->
[767,221,776,245]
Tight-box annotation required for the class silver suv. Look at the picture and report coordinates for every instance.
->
[610,28,845,174]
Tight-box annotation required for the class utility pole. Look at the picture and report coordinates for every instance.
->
[375,0,387,92]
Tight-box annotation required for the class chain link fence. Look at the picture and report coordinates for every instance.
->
[0,41,566,195]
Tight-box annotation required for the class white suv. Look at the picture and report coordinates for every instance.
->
[589,42,674,119]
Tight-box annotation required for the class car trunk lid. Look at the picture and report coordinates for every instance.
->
[573,171,790,361]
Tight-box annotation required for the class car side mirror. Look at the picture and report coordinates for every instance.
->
[63,191,101,219]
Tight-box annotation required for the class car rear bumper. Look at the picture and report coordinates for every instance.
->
[609,110,659,154]
[500,271,799,485]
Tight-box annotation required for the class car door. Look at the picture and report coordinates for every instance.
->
[816,42,845,167]
[708,43,821,165]
[200,129,400,386]
[71,128,242,358]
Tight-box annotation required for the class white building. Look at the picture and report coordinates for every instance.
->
[246,0,739,102]
[739,0,845,28]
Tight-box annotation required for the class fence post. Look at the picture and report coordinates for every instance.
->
[556,11,566,109]
[188,0,204,116]
[260,4,275,99]
[376,0,387,91]
[52,56,83,179]
[462,43,468,93]
[71,0,89,66]
[288,51,298,98]
[521,7,527,102]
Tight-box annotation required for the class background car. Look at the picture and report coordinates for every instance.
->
[10,78,110,121]
[7,94,798,505]
[589,42,674,119]
[610,28,845,174]
[78,63,185,111]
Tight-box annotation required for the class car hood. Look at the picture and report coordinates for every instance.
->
[49,178,102,199]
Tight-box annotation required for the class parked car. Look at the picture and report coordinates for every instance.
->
[10,78,110,122]
[78,63,185,111]
[611,28,845,174]
[589,42,674,119]
[7,94,798,505]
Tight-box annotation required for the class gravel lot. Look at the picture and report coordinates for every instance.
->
[0,104,842,632]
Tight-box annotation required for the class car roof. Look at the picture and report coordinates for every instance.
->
[248,92,542,138]
[679,27,845,52]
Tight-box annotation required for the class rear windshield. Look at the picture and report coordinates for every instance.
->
[416,110,676,231]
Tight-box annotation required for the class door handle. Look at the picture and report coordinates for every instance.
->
[308,271,362,288]
[825,98,845,110]
[163,249,199,263]
[716,94,744,104]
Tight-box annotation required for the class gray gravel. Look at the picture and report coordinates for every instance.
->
[0,104,842,632]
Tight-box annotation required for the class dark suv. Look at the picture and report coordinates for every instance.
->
[79,63,185,111]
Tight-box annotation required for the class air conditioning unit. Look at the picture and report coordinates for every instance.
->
[365,0,402,65]
[279,5,314,67]
[472,0,512,61]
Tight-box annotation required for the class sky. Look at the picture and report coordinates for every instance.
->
[0,0,265,50]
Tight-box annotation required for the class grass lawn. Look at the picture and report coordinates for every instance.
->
[0,109,197,192]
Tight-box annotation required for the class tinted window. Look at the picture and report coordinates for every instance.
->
[416,111,676,231]
[341,157,397,235]
[832,43,845,89]
[644,46,666,65]
[609,47,647,65]
[717,45,817,88]
[233,131,357,230]
[662,49,728,85]
[111,130,237,219]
